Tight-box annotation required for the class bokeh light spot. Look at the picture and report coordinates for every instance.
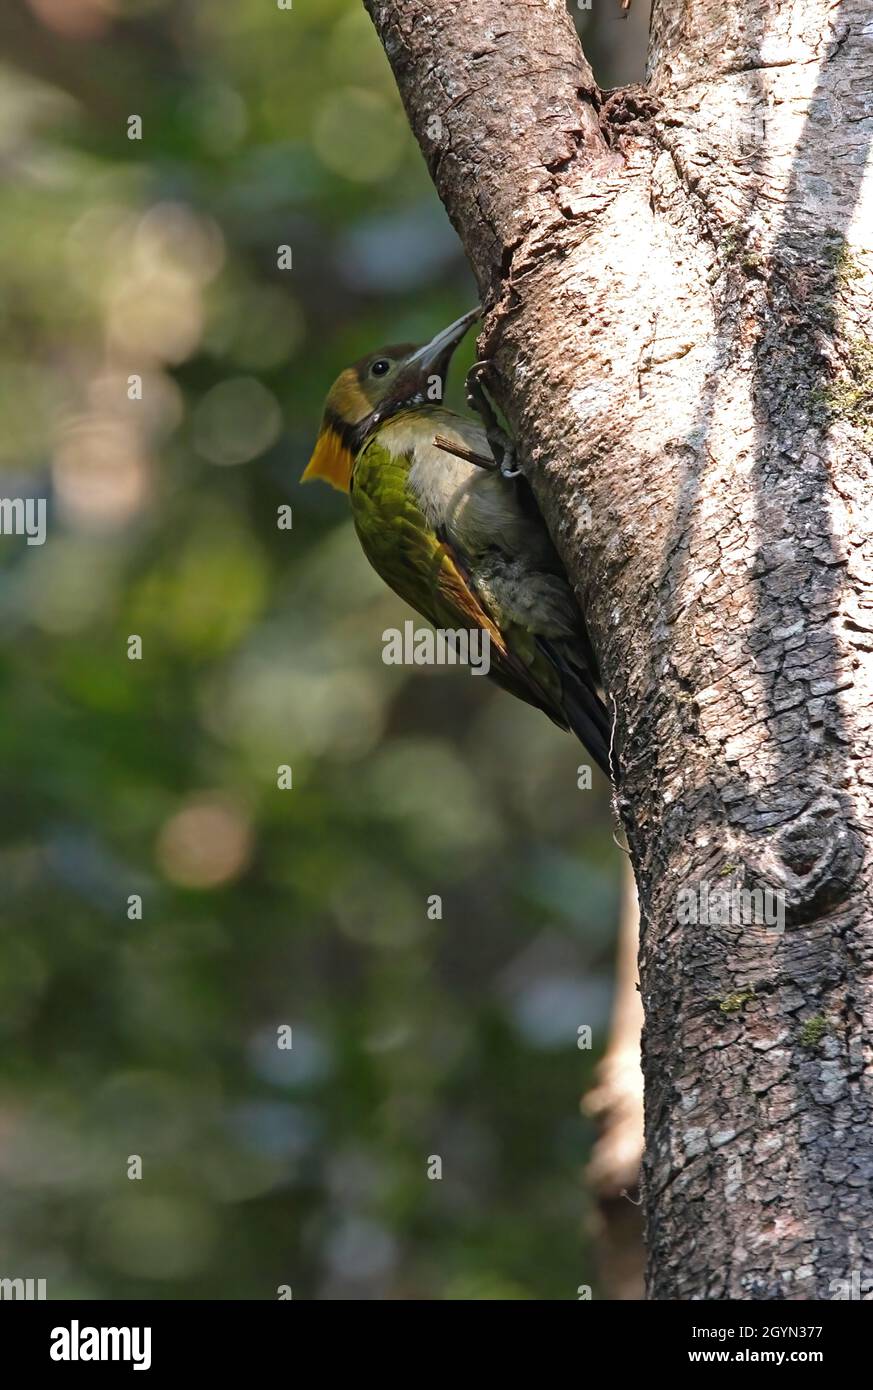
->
[193,377,282,466]
[312,88,405,183]
[53,415,150,531]
[156,795,254,889]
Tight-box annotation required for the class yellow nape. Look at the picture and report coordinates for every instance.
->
[302,425,354,493]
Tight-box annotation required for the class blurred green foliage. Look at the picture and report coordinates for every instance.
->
[0,0,645,1299]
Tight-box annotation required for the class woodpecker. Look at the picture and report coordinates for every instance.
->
[302,307,611,776]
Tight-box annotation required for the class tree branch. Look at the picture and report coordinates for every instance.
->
[364,0,616,298]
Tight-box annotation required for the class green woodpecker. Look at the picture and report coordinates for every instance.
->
[302,308,611,776]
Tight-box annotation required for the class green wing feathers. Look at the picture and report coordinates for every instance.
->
[351,435,611,776]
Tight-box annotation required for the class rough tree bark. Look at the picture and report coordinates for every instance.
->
[364,0,873,1299]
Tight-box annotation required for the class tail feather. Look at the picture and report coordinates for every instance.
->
[537,636,613,779]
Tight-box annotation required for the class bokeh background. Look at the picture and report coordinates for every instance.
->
[0,0,648,1299]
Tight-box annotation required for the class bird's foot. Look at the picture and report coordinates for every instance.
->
[465,360,521,479]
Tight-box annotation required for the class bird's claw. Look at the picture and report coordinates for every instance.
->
[464,360,494,417]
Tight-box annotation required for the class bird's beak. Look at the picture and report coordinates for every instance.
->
[406,305,480,380]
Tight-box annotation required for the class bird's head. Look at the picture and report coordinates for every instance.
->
[302,306,479,492]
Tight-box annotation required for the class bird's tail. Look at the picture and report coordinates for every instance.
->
[538,636,613,779]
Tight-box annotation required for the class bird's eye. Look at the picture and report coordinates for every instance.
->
[370,359,391,377]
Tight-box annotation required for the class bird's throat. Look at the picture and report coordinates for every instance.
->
[302,409,360,492]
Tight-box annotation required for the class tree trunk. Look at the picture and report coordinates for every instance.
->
[365,0,873,1298]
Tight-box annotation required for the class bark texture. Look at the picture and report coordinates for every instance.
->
[364,0,873,1299]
